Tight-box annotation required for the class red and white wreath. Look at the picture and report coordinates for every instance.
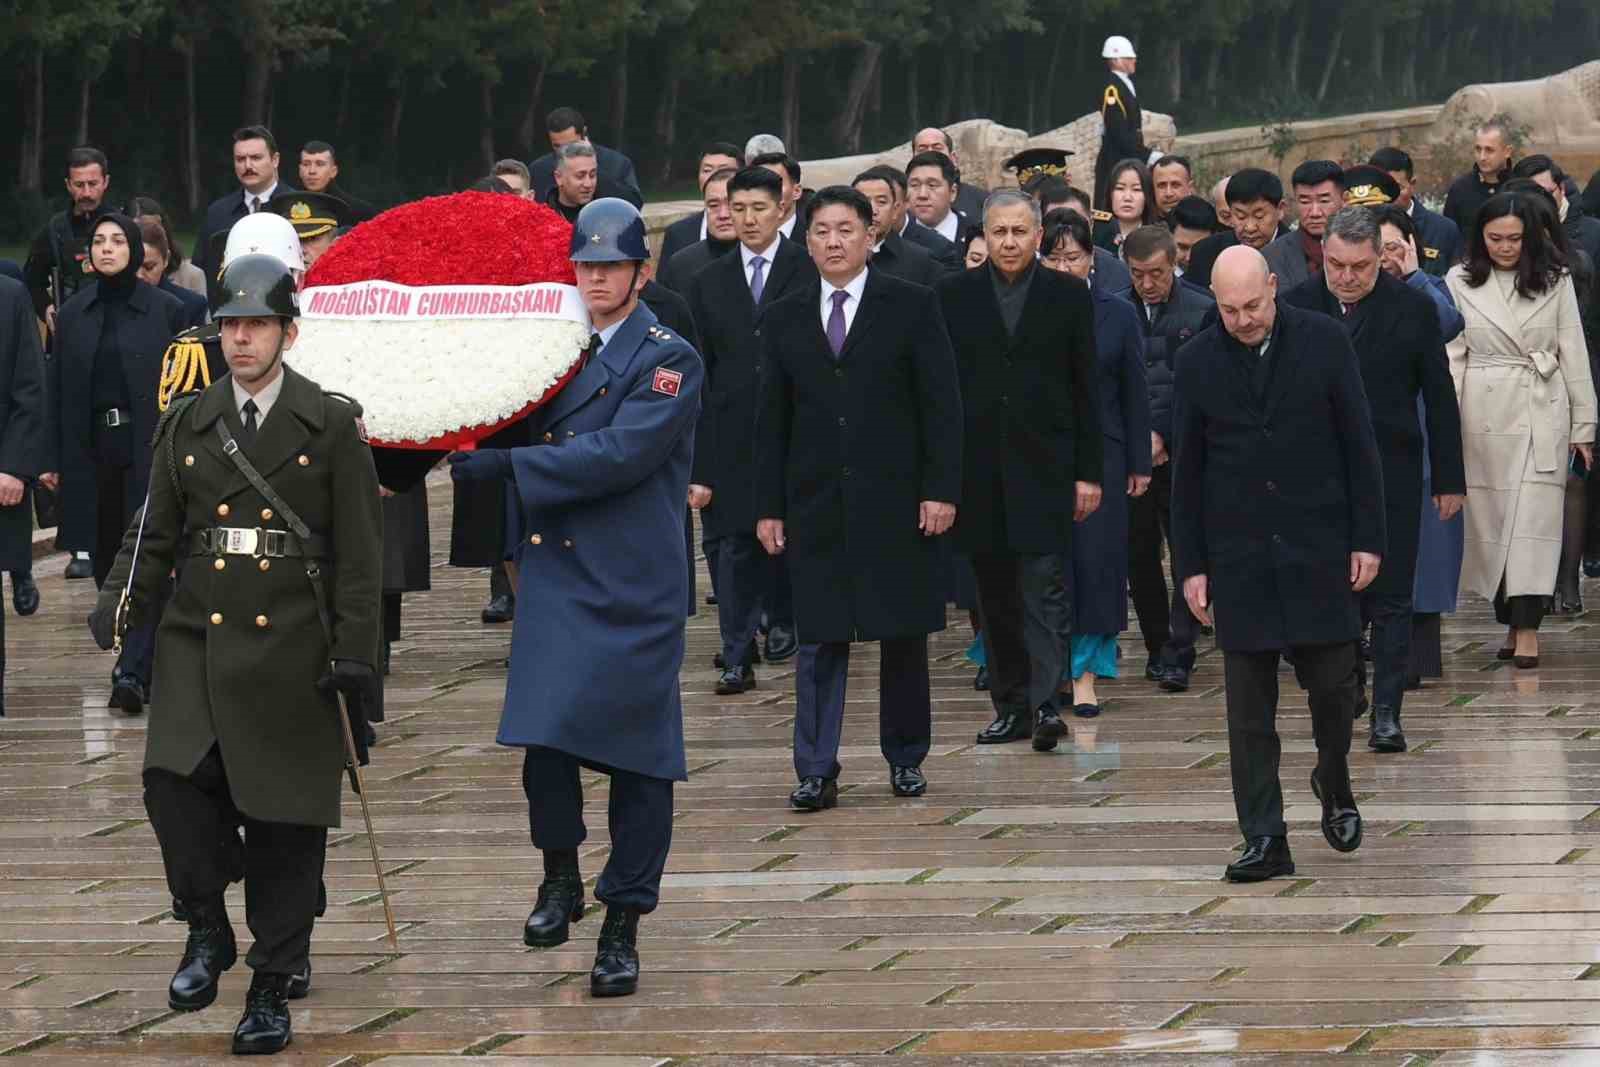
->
[288,191,591,450]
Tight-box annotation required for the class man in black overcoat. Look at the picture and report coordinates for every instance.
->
[1283,206,1464,754]
[853,166,951,289]
[658,142,744,267]
[937,191,1103,753]
[0,277,46,716]
[1171,245,1386,883]
[755,186,963,810]
[686,167,815,693]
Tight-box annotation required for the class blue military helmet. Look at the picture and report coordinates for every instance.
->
[569,198,649,263]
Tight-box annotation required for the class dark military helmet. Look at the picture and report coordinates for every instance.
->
[569,198,649,263]
[213,253,300,320]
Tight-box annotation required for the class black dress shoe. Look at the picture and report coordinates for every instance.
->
[11,575,38,616]
[1367,704,1407,753]
[590,907,641,997]
[1309,769,1363,853]
[480,593,515,624]
[1224,836,1295,882]
[109,674,146,716]
[524,849,585,947]
[890,765,926,797]
[1554,595,1585,617]
[714,664,756,695]
[1586,558,1600,579]
[973,665,989,691]
[713,640,760,670]
[1143,658,1163,682]
[286,961,311,1000]
[789,776,838,812]
[169,899,237,1011]
[1158,665,1190,693]
[1071,702,1101,719]
[976,711,1032,744]
[763,623,798,663]
[1033,707,1066,751]
[64,556,94,580]
[1514,655,1540,670]
[705,592,718,605]
[231,972,293,1055]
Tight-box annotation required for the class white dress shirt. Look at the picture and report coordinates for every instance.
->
[741,237,782,290]
[932,210,960,243]
[243,181,280,214]
[232,369,286,426]
[820,268,869,338]
[779,214,798,240]
[1114,70,1136,98]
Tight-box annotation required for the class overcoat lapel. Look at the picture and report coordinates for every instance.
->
[837,271,886,363]
[1452,275,1527,352]
[1262,308,1306,422]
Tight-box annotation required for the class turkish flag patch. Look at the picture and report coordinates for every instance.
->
[651,367,683,397]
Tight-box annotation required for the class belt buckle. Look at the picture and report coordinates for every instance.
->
[219,526,260,557]
[103,409,124,428]
[262,529,287,559]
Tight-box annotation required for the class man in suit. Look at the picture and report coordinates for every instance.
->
[869,165,961,271]
[0,273,47,716]
[912,127,987,223]
[1122,225,1214,693]
[686,167,815,695]
[938,191,1103,752]
[1261,161,1344,293]
[1186,168,1289,288]
[193,126,296,300]
[541,142,601,225]
[1171,245,1385,883]
[1370,147,1459,276]
[1284,207,1464,753]
[907,152,975,248]
[1168,195,1221,274]
[854,167,942,289]
[529,106,642,207]
[754,186,963,810]
[749,152,807,240]
[658,168,739,297]
[1513,154,1600,268]
[659,142,745,267]
[1094,35,1156,209]
[296,140,378,223]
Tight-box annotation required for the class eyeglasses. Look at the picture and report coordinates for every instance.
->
[1043,249,1090,269]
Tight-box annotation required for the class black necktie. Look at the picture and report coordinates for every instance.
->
[241,399,259,446]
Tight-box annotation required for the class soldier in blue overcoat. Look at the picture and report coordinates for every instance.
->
[447,199,703,1000]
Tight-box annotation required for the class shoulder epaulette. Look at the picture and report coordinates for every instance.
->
[645,325,677,345]
[1092,209,1114,223]
[1423,247,1440,259]
[1101,84,1126,117]
[159,329,219,412]
[153,390,201,442]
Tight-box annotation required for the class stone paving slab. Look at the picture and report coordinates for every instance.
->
[3,488,1599,1061]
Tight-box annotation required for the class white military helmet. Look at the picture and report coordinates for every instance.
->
[1102,35,1137,60]
[221,212,303,272]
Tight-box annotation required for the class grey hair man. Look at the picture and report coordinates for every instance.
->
[744,133,786,162]
[547,142,598,223]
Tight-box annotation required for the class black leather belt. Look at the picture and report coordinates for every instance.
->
[99,408,131,428]
[190,526,328,560]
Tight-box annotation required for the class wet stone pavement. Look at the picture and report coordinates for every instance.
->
[2,479,1599,1064]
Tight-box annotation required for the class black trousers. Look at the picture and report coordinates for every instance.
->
[1409,613,1443,679]
[1359,588,1413,713]
[143,745,326,975]
[972,552,1071,716]
[1126,464,1199,669]
[1223,641,1358,840]
[521,746,673,913]
[708,532,768,668]
[1493,579,1547,630]
[792,636,932,780]
[383,592,403,643]
[489,563,513,601]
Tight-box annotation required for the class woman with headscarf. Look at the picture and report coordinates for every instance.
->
[42,213,186,712]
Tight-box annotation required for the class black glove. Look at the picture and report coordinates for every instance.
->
[447,448,513,483]
[88,605,117,651]
[316,659,377,768]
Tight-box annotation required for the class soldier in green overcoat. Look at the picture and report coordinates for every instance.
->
[93,254,381,1056]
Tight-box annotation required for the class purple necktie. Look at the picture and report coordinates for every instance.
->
[749,255,766,303]
[827,290,849,357]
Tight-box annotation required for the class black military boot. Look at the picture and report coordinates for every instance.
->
[231,971,293,1055]
[523,849,585,947]
[589,906,641,997]
[168,897,237,1011]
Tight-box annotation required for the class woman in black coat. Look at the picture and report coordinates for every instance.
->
[44,213,186,706]
[1042,212,1152,716]
[135,220,207,330]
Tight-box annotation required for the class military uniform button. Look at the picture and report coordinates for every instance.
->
[544,432,554,442]
[210,613,223,625]
[261,508,273,521]
[214,558,226,571]
[217,503,230,517]
[184,455,195,466]
[562,538,574,548]
[258,559,271,572]
[599,387,607,396]
[567,431,576,438]
[255,615,269,628]
[530,533,543,545]
[298,455,310,466]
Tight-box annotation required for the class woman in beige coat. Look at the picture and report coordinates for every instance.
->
[1447,191,1596,667]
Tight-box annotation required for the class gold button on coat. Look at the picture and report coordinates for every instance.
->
[543,432,554,442]
[213,558,226,571]
[258,559,271,572]
[210,613,223,625]
[297,455,310,466]
[216,504,230,517]
[261,508,273,521]
[530,533,543,545]
[184,454,195,466]
[563,538,574,548]
[255,615,269,628]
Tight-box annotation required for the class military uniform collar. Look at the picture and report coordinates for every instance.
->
[597,304,657,374]
[191,363,325,433]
